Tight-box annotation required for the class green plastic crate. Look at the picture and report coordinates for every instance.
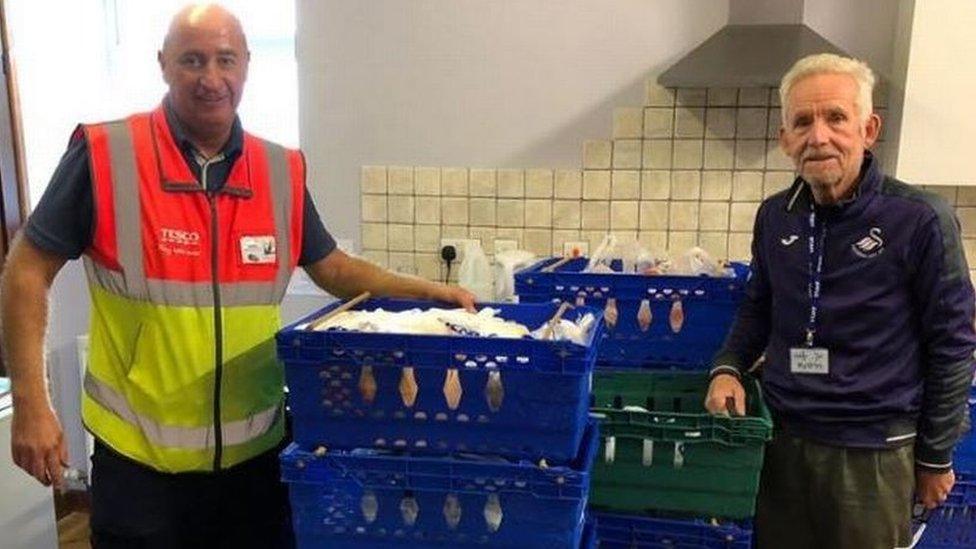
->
[589,371,772,520]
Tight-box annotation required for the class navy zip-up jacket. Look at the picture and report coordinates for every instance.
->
[712,153,976,470]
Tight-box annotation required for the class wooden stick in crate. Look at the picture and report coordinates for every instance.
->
[305,291,372,331]
[542,301,573,340]
[542,256,573,273]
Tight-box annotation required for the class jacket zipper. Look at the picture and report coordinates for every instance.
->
[200,154,225,471]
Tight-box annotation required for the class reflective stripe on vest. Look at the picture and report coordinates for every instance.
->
[81,108,301,472]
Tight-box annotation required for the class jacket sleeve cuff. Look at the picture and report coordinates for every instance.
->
[709,365,742,380]
[914,444,954,473]
[710,351,743,380]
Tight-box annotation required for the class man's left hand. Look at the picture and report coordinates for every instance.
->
[429,284,477,312]
[916,467,955,509]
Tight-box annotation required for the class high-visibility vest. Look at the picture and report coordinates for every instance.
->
[79,105,304,473]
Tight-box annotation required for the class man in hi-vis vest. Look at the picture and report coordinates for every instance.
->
[1,4,474,547]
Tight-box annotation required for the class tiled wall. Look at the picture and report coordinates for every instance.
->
[360,80,976,281]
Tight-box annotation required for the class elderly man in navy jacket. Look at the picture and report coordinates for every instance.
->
[705,53,976,549]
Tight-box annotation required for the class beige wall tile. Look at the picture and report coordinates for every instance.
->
[361,223,387,250]
[765,140,794,171]
[614,107,644,139]
[963,238,976,267]
[361,166,387,194]
[768,108,782,138]
[699,202,729,231]
[738,88,768,106]
[728,232,753,260]
[469,197,497,226]
[735,140,766,170]
[643,140,672,169]
[613,140,642,169]
[645,82,675,107]
[675,107,705,138]
[671,170,701,200]
[638,231,668,254]
[583,230,609,251]
[705,108,736,139]
[416,196,442,224]
[732,171,764,201]
[763,171,795,198]
[639,201,669,230]
[641,170,671,199]
[699,232,729,259]
[361,195,387,222]
[703,139,734,169]
[959,208,976,237]
[553,200,582,229]
[361,250,388,268]
[555,170,582,199]
[676,88,707,107]
[583,140,612,169]
[925,185,957,205]
[668,231,698,253]
[552,229,582,255]
[388,195,415,223]
[469,168,497,197]
[611,201,639,230]
[388,252,416,275]
[498,169,525,197]
[673,140,703,169]
[415,167,441,196]
[441,197,469,225]
[873,82,888,109]
[701,171,732,201]
[736,108,768,139]
[769,88,781,106]
[583,170,611,200]
[442,225,468,239]
[708,87,738,106]
[581,201,610,230]
[416,255,441,281]
[388,166,414,194]
[523,229,552,256]
[442,168,469,196]
[415,225,441,252]
[495,227,524,247]
[955,187,976,206]
[469,226,497,253]
[730,202,760,231]
[497,199,525,227]
[611,170,641,199]
[525,200,553,228]
[525,169,554,198]
[669,201,700,231]
[643,108,673,138]
[388,224,414,251]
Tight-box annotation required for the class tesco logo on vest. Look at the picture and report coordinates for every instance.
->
[161,228,201,246]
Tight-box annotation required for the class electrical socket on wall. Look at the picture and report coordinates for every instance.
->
[439,238,481,263]
[563,241,589,257]
[494,239,518,253]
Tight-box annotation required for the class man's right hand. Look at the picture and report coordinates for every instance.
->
[11,402,68,488]
[704,373,747,416]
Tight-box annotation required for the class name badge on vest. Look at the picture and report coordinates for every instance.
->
[240,235,277,264]
[790,347,829,374]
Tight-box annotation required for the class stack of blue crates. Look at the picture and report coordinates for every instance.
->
[515,256,756,547]
[277,298,605,548]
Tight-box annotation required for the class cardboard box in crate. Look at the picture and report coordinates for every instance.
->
[278,298,603,463]
[515,257,748,369]
[279,420,599,548]
[588,371,771,520]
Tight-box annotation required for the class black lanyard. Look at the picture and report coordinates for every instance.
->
[806,207,827,347]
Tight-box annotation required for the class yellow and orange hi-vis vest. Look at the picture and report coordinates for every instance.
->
[80,105,304,472]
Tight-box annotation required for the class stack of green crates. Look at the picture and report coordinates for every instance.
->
[588,371,772,520]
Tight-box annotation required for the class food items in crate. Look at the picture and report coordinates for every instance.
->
[581,234,734,277]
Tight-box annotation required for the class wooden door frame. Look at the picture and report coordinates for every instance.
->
[0,0,29,259]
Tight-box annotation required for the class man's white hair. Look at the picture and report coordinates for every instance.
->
[779,53,875,124]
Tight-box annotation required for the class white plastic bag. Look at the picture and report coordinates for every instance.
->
[458,241,493,301]
[493,249,536,302]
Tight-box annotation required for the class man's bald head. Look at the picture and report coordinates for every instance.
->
[158,3,250,155]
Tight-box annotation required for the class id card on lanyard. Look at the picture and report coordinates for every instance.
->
[790,205,829,375]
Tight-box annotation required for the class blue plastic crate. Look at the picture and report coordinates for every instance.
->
[278,298,604,462]
[915,473,976,548]
[581,515,597,549]
[951,387,976,473]
[280,419,599,548]
[514,258,748,369]
[593,511,753,549]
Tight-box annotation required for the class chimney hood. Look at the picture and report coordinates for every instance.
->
[659,12,850,89]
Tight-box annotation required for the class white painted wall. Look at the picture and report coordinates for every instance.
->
[803,0,901,79]
[296,0,729,246]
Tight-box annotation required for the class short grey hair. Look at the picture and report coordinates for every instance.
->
[779,53,875,124]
